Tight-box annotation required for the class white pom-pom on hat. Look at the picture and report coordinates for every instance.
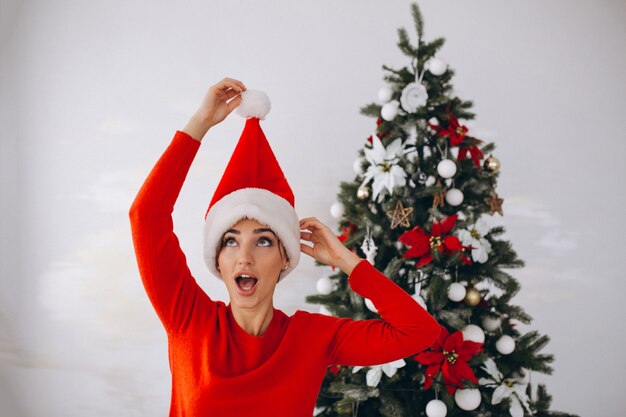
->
[235,89,271,120]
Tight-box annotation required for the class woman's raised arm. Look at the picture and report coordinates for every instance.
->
[300,217,441,366]
[326,259,441,366]
[129,78,246,334]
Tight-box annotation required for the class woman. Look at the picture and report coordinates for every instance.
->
[129,77,440,416]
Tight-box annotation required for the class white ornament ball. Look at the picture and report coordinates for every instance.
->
[445,188,464,206]
[454,388,481,410]
[462,324,485,344]
[425,399,447,417]
[330,202,345,219]
[378,86,393,103]
[447,282,466,302]
[353,158,365,175]
[437,159,457,178]
[425,175,436,187]
[496,335,516,355]
[381,100,400,121]
[427,58,448,76]
[316,276,334,295]
[481,315,502,332]
[364,297,378,313]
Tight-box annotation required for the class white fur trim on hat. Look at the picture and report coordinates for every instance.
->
[235,89,271,120]
[204,188,300,282]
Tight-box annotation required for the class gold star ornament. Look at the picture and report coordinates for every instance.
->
[485,190,504,215]
[387,200,413,229]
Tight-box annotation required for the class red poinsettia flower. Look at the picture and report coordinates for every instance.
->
[414,324,484,395]
[337,221,358,243]
[429,114,468,146]
[458,142,484,168]
[457,136,485,168]
[366,117,391,144]
[398,215,472,267]
[429,112,485,168]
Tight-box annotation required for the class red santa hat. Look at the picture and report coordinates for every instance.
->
[203,89,300,282]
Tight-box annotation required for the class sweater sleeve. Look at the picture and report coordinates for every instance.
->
[327,259,441,367]
[129,130,213,334]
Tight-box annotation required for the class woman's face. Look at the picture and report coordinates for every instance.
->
[217,217,287,309]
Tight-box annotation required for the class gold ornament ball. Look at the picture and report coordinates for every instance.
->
[357,185,370,200]
[334,400,354,415]
[464,288,481,306]
[483,154,501,173]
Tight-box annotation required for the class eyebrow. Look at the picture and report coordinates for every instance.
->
[224,228,276,236]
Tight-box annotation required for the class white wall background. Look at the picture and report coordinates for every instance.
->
[1,0,624,416]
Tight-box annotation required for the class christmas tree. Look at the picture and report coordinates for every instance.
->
[306,4,579,417]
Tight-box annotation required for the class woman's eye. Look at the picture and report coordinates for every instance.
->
[222,236,272,247]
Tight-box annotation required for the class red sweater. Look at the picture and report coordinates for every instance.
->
[129,130,441,417]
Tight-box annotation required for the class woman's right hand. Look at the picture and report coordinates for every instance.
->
[300,217,363,276]
[183,77,247,141]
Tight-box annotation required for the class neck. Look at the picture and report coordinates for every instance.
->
[229,301,275,337]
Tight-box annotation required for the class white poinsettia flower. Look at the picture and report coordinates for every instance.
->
[313,406,328,416]
[400,82,428,113]
[352,358,406,387]
[457,217,492,263]
[361,135,407,203]
[479,358,532,417]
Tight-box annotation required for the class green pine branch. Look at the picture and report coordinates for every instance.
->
[534,384,581,417]
[410,3,424,41]
[396,28,417,57]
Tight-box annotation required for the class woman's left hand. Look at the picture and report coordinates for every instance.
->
[300,217,362,275]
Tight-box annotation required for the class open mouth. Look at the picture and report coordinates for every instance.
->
[235,275,258,291]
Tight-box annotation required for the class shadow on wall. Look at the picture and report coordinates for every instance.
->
[0,369,25,417]
[0,310,25,417]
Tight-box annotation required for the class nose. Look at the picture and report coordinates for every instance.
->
[236,241,255,266]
